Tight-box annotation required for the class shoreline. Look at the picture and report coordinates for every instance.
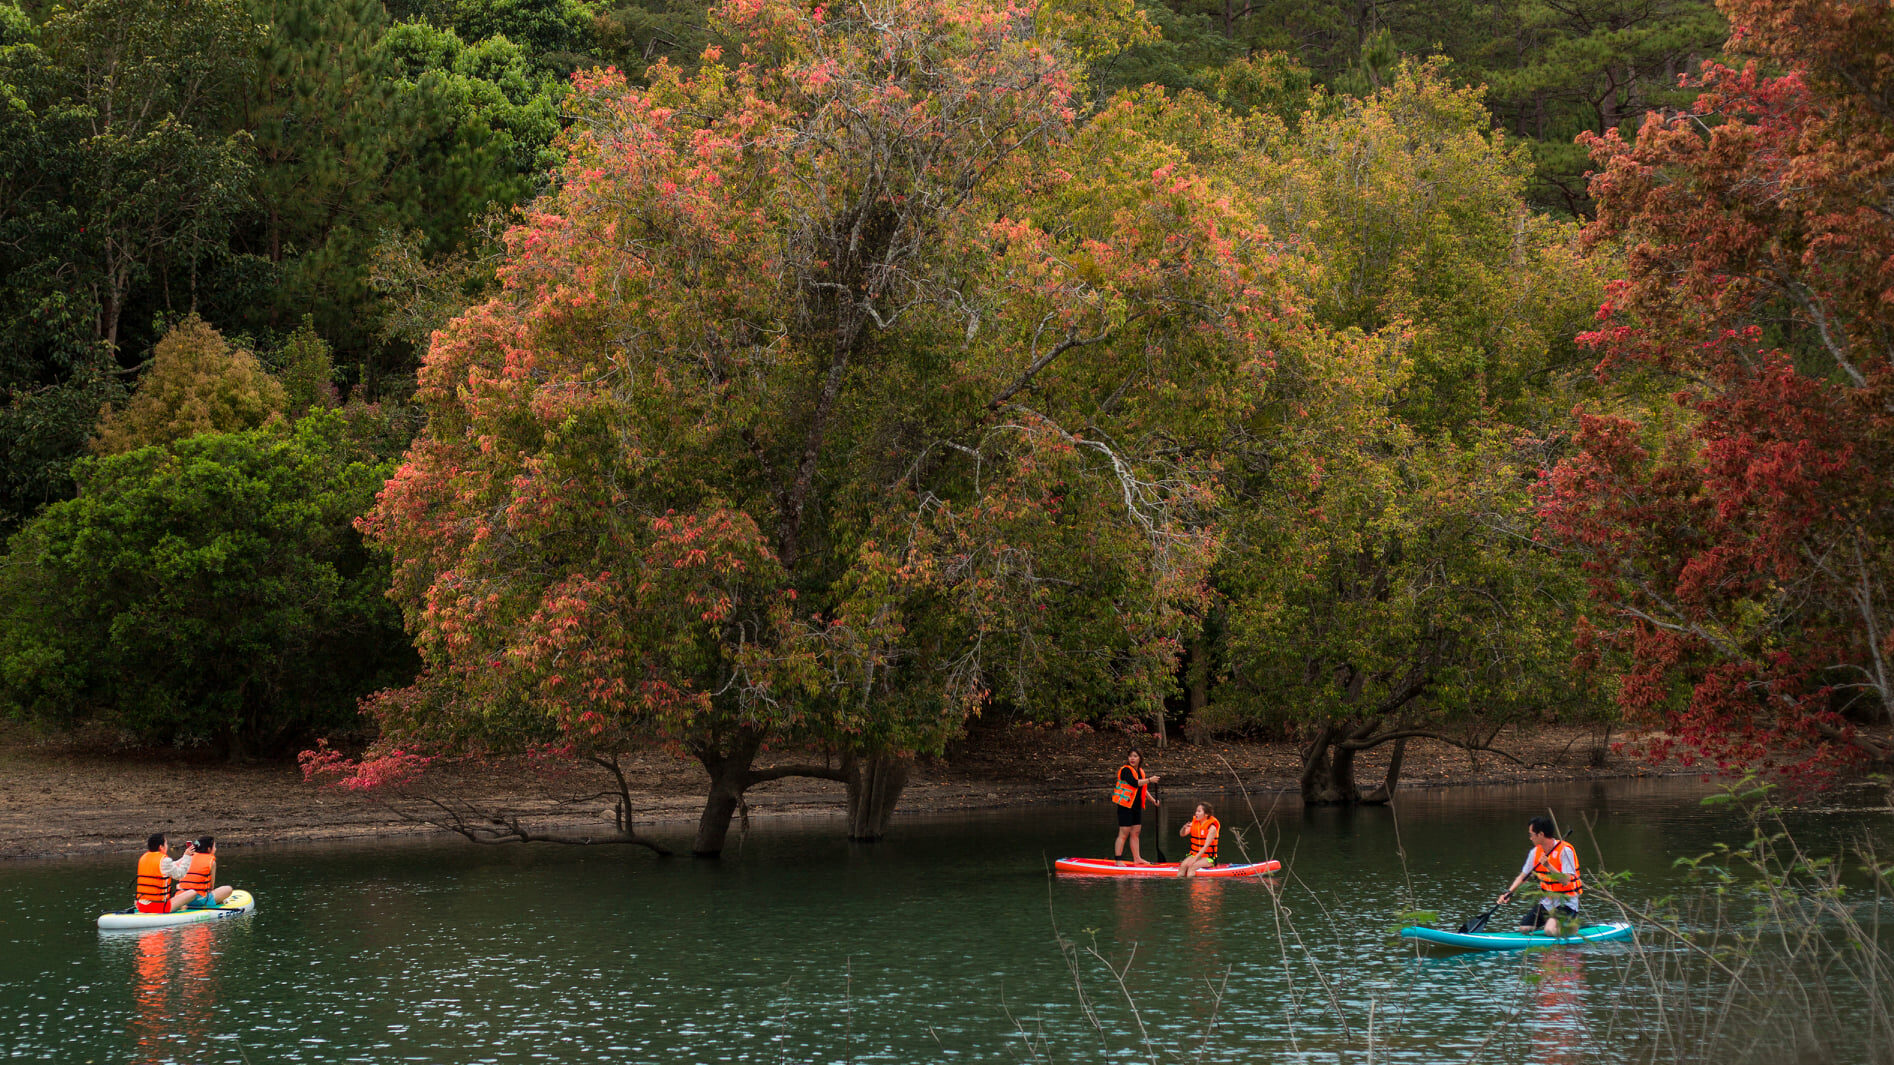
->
[5,724,1673,861]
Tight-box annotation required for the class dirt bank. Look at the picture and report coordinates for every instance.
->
[3,723,1657,860]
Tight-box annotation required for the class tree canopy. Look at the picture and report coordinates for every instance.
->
[351,0,1332,850]
[1538,0,1894,781]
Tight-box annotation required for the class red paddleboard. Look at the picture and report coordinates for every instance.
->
[1054,858,1281,878]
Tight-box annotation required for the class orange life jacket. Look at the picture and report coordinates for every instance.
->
[1187,815,1219,862]
[1530,840,1582,895]
[135,851,172,903]
[178,852,215,895]
[1111,764,1147,808]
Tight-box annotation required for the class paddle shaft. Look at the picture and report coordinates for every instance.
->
[1147,782,1164,862]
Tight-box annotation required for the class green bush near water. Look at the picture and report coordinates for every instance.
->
[0,410,415,756]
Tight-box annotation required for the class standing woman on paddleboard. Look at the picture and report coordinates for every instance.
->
[1111,748,1161,864]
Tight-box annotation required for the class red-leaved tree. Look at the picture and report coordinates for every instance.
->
[335,0,1291,853]
[1539,0,1894,778]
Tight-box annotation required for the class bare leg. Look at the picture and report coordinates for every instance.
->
[1114,826,1132,861]
[170,891,197,912]
[1129,825,1146,864]
[211,886,233,905]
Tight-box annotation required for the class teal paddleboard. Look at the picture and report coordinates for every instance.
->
[1399,921,1633,951]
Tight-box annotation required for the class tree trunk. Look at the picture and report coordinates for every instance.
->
[693,784,744,857]
[689,731,764,857]
[1360,736,1406,805]
[844,755,910,841]
[1299,727,1363,804]
[1180,632,1210,746]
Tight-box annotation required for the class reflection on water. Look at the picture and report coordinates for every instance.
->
[0,778,1886,1063]
[121,923,218,1065]
[1531,950,1587,1065]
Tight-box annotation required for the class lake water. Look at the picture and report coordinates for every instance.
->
[2,778,1889,1064]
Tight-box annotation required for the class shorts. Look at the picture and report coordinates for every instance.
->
[1522,900,1579,930]
[134,898,172,914]
[181,892,220,909]
[1116,803,1142,828]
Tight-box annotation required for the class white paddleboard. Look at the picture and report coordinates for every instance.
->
[97,889,255,930]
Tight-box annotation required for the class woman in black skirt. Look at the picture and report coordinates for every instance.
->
[1110,748,1161,863]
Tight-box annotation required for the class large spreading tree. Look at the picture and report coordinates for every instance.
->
[1208,65,1606,802]
[351,0,1301,853]
[1538,0,1894,779]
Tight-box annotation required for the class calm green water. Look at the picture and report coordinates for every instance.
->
[2,778,1889,1064]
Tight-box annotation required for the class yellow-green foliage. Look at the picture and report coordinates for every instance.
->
[91,317,287,455]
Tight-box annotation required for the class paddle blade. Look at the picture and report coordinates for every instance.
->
[1458,905,1499,934]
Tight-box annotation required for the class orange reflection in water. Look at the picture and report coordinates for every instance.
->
[1528,950,1586,1065]
[125,923,218,1064]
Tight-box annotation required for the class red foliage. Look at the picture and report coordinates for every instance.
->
[1538,0,1894,781]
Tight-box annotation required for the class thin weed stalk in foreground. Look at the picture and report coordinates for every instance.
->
[1577,781,1894,1065]
[1028,775,1894,1064]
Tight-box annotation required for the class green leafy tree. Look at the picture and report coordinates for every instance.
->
[0,0,256,524]
[593,0,714,81]
[349,0,1291,853]
[1091,0,1726,214]
[448,0,596,72]
[1210,65,1606,801]
[1472,0,1725,212]
[0,411,412,757]
[91,316,287,455]
[36,0,258,354]
[273,317,339,417]
[234,2,562,381]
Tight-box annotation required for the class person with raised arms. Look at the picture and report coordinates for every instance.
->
[170,836,234,910]
[132,833,198,913]
[1176,802,1220,878]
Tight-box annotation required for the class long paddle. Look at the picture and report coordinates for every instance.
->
[1145,781,1165,863]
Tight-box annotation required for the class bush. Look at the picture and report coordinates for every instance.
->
[0,410,414,756]
[91,316,286,456]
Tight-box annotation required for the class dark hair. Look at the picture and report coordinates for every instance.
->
[146,833,166,852]
[1127,747,1142,761]
[195,836,215,851]
[1198,801,1215,818]
[1528,816,1557,838]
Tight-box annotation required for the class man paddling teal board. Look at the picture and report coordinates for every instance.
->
[1496,816,1583,936]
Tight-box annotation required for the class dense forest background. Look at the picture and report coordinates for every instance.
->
[0,0,1725,516]
[3,0,1887,844]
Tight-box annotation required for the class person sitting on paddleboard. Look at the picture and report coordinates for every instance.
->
[1177,802,1219,878]
[133,833,201,914]
[1497,816,1582,936]
[1111,748,1161,864]
[171,836,234,910]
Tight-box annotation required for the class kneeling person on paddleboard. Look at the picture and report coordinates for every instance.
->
[133,833,199,914]
[172,837,234,910]
[1176,803,1219,878]
[1497,816,1582,935]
